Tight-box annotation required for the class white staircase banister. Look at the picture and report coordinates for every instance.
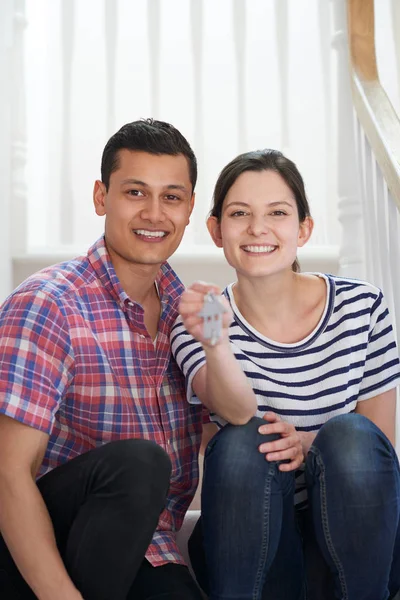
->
[347,0,400,211]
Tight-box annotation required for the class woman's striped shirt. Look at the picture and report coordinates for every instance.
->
[170,274,400,508]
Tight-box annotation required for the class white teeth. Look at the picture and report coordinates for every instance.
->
[134,229,166,238]
[243,245,275,253]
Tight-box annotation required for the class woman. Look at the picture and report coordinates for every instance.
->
[170,149,400,600]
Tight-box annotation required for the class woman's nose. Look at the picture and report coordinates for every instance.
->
[248,215,269,236]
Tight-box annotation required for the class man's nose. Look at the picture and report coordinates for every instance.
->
[141,199,166,223]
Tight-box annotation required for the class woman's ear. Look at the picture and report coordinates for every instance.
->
[297,216,314,248]
[207,216,223,248]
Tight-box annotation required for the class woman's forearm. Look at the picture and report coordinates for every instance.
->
[202,340,257,424]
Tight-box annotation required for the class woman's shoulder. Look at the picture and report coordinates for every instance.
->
[315,272,382,300]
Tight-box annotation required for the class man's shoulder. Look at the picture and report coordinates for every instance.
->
[3,253,95,309]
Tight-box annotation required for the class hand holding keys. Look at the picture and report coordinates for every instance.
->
[178,282,232,347]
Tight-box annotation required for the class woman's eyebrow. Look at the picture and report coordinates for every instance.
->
[224,200,294,210]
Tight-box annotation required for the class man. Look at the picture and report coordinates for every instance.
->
[0,119,204,600]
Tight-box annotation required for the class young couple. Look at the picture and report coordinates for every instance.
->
[0,119,398,600]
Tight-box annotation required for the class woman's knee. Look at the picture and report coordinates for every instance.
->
[309,412,394,477]
[205,417,279,464]
[203,416,293,493]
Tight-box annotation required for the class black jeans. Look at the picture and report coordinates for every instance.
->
[0,439,202,600]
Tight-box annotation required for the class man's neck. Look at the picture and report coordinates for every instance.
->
[116,263,161,305]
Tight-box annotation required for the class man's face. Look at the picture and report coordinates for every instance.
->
[94,150,194,270]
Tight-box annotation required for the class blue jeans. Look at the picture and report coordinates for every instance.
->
[190,414,400,600]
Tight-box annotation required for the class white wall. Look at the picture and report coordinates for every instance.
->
[23,0,341,254]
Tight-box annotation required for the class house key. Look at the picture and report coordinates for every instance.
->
[197,292,228,346]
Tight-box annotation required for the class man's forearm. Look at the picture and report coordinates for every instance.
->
[0,475,83,600]
[203,341,257,424]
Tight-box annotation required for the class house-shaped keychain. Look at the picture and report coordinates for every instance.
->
[197,292,228,346]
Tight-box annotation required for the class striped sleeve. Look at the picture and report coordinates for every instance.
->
[0,289,75,433]
[170,316,206,405]
[357,291,400,400]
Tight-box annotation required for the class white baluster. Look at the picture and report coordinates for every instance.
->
[105,0,118,135]
[0,0,15,299]
[355,121,372,280]
[232,0,246,151]
[190,0,208,246]
[392,0,400,104]
[147,0,161,118]
[387,188,400,346]
[363,137,383,287]
[60,0,74,245]
[331,0,365,280]
[274,0,289,151]
[10,0,28,258]
[374,166,395,316]
[318,0,333,243]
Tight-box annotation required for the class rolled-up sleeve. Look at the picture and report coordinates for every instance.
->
[0,289,75,433]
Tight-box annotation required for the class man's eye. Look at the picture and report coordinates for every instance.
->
[165,194,180,201]
[127,189,144,197]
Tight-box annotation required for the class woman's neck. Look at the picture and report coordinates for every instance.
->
[232,271,327,344]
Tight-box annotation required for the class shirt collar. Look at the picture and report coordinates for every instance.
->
[87,235,184,313]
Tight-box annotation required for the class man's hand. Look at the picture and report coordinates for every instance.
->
[258,412,304,471]
[179,281,232,347]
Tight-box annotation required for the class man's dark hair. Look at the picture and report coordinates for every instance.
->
[101,118,197,192]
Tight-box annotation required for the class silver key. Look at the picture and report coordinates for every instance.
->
[197,292,228,345]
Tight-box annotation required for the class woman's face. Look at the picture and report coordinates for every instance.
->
[207,169,313,280]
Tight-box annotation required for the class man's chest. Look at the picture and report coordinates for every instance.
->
[60,309,190,438]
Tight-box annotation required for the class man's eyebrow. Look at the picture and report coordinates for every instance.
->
[165,184,190,193]
[120,178,148,186]
[120,179,189,193]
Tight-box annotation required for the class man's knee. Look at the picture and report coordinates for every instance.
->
[93,439,172,501]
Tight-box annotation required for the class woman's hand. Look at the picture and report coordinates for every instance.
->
[178,281,232,348]
[258,412,304,471]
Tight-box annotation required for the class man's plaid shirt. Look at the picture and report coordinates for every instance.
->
[0,236,203,566]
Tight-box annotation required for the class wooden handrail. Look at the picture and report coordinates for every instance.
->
[347,0,400,212]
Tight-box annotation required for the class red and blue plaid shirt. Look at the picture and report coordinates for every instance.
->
[0,236,203,565]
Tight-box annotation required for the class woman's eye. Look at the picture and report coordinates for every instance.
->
[271,210,286,216]
[231,210,247,217]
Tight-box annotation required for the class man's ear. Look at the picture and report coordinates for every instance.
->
[297,216,314,248]
[207,216,223,248]
[93,180,107,216]
[187,193,195,224]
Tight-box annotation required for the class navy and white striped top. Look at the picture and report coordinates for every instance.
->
[170,274,400,508]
